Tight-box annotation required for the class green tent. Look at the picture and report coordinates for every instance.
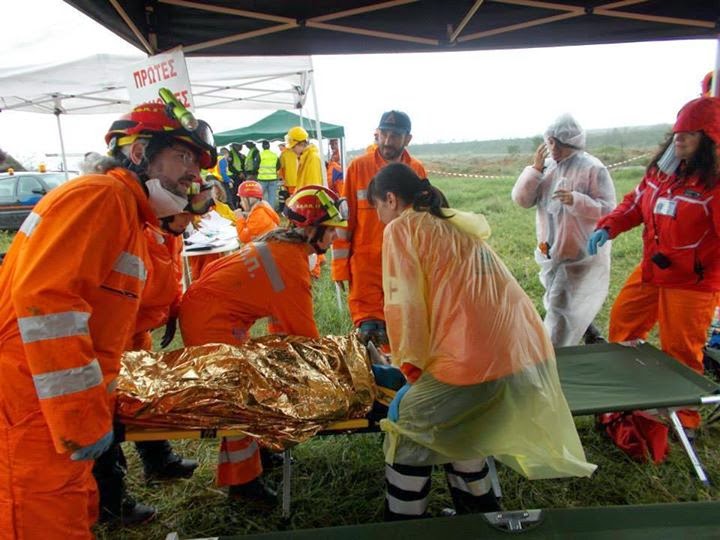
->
[214,110,344,146]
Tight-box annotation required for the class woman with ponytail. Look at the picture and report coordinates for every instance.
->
[368,162,595,521]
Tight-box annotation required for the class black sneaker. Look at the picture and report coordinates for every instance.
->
[145,457,198,482]
[227,478,277,505]
[99,495,157,527]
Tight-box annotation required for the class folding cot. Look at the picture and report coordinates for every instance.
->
[122,342,720,516]
[165,501,720,540]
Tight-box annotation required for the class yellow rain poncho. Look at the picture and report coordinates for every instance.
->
[379,208,596,480]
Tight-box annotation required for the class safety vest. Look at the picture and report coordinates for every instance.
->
[228,148,245,175]
[243,147,260,173]
[257,149,278,181]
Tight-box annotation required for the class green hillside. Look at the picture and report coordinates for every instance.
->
[351,124,671,158]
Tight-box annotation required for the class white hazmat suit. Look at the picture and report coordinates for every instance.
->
[512,114,616,346]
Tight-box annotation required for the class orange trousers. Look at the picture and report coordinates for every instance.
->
[609,265,719,429]
[0,411,98,540]
[216,436,262,487]
[348,251,385,326]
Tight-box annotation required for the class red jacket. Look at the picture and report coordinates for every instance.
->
[597,167,720,291]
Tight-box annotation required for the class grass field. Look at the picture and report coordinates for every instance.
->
[1,167,719,539]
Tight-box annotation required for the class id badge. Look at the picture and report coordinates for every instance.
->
[654,197,677,217]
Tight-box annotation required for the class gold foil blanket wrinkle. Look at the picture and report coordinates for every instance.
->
[117,335,375,450]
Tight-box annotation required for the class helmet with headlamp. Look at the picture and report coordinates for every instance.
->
[284,185,348,228]
[105,90,217,169]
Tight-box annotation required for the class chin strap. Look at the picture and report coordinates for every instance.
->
[309,226,327,254]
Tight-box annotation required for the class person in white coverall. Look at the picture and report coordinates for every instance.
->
[512,114,616,347]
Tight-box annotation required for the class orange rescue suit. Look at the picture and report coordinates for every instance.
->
[235,201,280,243]
[127,225,183,351]
[331,149,426,325]
[179,238,319,487]
[0,168,155,539]
[180,239,319,346]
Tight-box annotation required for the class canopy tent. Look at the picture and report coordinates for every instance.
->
[215,110,344,146]
[0,53,324,176]
[0,53,312,114]
[64,1,718,57]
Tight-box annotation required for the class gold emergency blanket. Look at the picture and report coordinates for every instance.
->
[116,334,375,450]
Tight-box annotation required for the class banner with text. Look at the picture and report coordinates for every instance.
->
[125,47,194,109]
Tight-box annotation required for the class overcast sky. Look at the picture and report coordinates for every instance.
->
[1,0,717,169]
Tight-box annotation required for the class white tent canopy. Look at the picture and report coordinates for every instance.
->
[0,53,312,114]
[0,53,329,179]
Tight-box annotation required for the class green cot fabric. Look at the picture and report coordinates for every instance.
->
[234,501,720,539]
[380,368,596,480]
[557,342,719,415]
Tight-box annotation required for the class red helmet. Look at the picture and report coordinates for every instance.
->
[674,97,720,146]
[284,185,348,228]
[105,102,217,168]
[237,180,263,199]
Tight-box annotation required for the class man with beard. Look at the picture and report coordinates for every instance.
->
[331,111,426,348]
[0,100,216,539]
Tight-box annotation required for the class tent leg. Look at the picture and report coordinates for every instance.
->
[309,61,327,187]
[54,110,69,179]
[487,456,502,499]
[666,409,710,486]
[713,33,720,97]
[282,448,292,518]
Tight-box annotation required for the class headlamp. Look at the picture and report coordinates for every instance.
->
[158,87,216,165]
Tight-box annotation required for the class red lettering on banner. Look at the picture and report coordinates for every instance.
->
[132,59,182,88]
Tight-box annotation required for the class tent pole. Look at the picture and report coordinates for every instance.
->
[309,60,327,187]
[54,109,69,179]
[340,137,346,172]
[713,33,720,97]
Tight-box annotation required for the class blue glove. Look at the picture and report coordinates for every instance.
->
[387,383,411,422]
[371,364,406,391]
[587,229,609,256]
[70,430,114,461]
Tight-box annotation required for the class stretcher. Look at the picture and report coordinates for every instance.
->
[122,342,720,516]
[165,501,720,540]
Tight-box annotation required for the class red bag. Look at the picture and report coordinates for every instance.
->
[598,411,669,464]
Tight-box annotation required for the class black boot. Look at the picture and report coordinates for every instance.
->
[94,442,156,527]
[445,462,501,515]
[259,447,286,470]
[227,477,277,505]
[99,493,157,527]
[583,323,607,345]
[136,440,198,482]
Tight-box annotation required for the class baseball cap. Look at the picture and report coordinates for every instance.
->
[377,110,411,134]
